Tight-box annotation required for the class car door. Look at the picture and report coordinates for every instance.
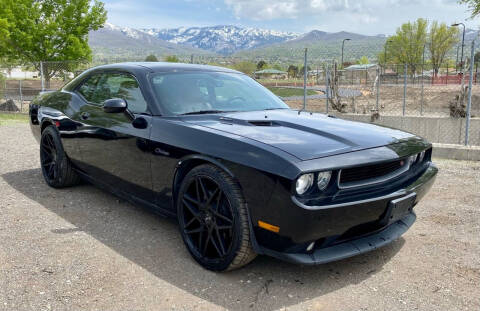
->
[74,71,155,202]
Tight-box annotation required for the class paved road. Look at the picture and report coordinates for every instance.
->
[1,123,479,311]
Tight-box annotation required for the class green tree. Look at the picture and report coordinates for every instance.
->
[164,55,179,63]
[233,61,256,75]
[0,0,106,88]
[428,21,459,76]
[256,60,267,70]
[272,64,284,71]
[356,56,370,65]
[299,65,311,76]
[287,65,298,78]
[145,54,158,62]
[385,18,428,74]
[474,51,480,63]
[460,0,480,17]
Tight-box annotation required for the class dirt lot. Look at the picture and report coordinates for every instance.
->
[283,84,480,117]
[1,123,479,311]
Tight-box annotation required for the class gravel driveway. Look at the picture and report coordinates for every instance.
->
[1,123,479,311]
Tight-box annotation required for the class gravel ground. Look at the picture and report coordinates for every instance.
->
[1,123,479,311]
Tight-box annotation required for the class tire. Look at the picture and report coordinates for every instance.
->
[40,125,81,188]
[177,164,257,271]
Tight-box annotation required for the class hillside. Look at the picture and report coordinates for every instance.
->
[233,30,387,64]
[88,24,477,64]
[89,23,213,62]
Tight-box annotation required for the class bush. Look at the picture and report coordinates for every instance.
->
[0,73,5,99]
[164,55,179,63]
[145,54,158,62]
[233,61,256,75]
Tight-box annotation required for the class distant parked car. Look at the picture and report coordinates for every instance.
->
[29,62,437,271]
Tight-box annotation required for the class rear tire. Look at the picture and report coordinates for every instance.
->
[177,164,257,271]
[40,125,80,188]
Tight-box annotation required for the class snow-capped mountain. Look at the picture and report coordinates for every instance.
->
[142,25,298,55]
[89,23,211,62]
[103,22,153,41]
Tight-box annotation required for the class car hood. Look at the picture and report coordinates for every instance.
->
[182,109,416,161]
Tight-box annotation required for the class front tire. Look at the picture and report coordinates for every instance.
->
[177,164,257,271]
[40,125,80,188]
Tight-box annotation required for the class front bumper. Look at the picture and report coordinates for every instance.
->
[252,162,437,264]
[261,212,416,265]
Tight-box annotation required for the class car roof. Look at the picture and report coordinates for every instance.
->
[91,62,243,74]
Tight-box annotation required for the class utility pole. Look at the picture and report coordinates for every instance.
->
[341,38,351,69]
[452,23,466,71]
[303,48,308,111]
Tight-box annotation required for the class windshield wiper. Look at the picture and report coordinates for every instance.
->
[180,110,235,115]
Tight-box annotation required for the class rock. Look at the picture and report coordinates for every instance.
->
[0,99,20,112]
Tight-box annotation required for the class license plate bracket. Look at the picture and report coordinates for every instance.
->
[385,193,417,225]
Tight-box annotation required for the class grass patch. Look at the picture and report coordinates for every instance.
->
[267,87,317,97]
[0,113,29,126]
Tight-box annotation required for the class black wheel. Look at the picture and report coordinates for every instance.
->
[177,164,257,271]
[40,125,80,188]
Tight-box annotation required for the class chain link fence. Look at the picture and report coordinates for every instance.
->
[1,44,479,146]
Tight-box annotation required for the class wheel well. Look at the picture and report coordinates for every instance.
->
[41,120,53,133]
[172,157,234,204]
[172,158,209,203]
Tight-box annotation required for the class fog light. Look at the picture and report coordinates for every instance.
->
[317,171,332,191]
[306,242,315,252]
[296,173,314,195]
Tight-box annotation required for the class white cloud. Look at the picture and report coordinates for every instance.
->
[223,0,381,21]
[223,0,456,22]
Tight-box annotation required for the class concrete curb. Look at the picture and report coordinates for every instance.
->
[432,143,480,161]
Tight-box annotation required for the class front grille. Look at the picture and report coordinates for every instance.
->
[339,159,408,188]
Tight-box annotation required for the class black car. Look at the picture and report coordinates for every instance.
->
[29,62,437,271]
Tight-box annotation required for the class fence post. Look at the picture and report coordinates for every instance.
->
[19,80,23,112]
[465,40,475,146]
[325,65,329,114]
[403,63,407,116]
[40,61,45,92]
[375,67,380,110]
[421,46,425,116]
[303,48,307,111]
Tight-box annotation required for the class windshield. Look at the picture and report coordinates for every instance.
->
[150,71,289,115]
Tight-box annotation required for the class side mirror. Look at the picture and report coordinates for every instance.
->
[103,98,127,113]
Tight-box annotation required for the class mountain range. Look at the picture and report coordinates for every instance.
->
[89,23,476,64]
[142,25,298,55]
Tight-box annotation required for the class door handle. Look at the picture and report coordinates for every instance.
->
[81,112,90,120]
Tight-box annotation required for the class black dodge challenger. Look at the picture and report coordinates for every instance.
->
[29,62,437,271]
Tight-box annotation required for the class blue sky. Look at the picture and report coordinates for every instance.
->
[103,0,478,35]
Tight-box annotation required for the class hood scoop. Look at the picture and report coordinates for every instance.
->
[248,120,278,127]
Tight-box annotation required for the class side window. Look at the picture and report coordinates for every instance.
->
[96,73,148,113]
[77,74,100,102]
[78,72,148,114]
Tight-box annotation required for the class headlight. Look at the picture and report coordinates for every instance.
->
[317,171,332,191]
[418,150,425,162]
[407,155,416,167]
[296,173,314,195]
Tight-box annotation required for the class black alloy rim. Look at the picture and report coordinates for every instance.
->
[180,176,235,260]
[40,132,57,181]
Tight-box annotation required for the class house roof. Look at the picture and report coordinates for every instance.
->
[344,64,378,71]
[254,69,287,74]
